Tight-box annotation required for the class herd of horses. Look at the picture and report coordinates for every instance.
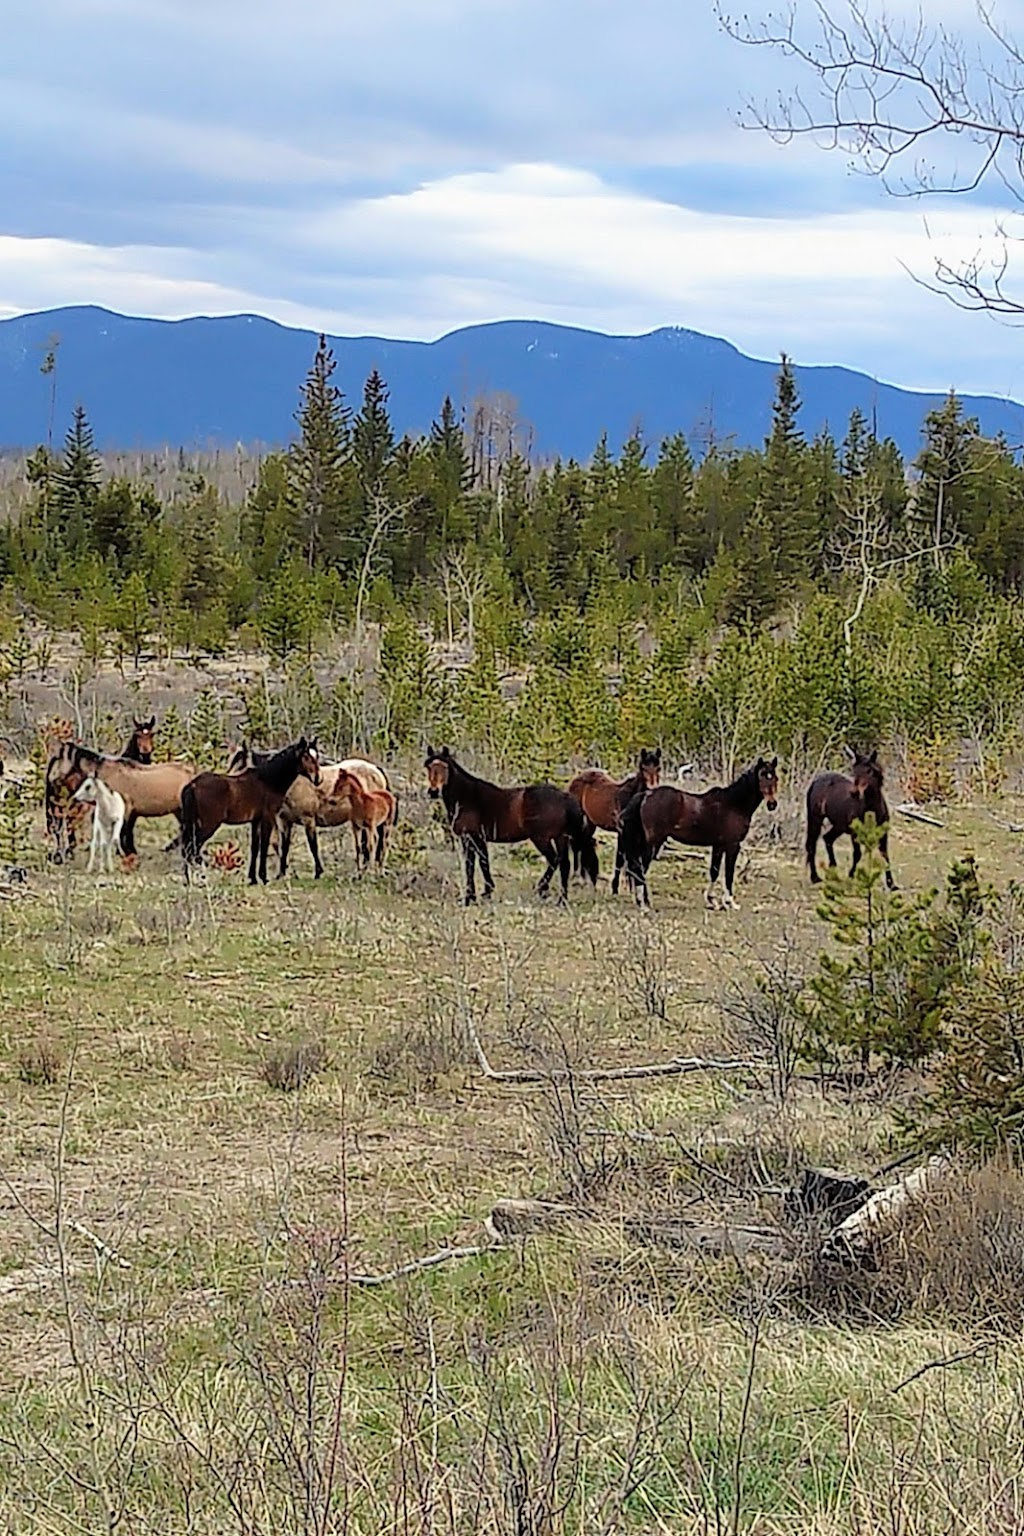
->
[43,715,896,909]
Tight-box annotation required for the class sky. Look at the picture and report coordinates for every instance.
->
[4,0,1024,401]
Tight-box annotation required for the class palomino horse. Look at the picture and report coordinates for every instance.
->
[182,739,321,884]
[618,757,779,910]
[806,749,895,889]
[568,748,661,891]
[48,743,196,859]
[228,744,395,877]
[425,745,598,906]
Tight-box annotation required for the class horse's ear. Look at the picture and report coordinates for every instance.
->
[146,716,156,730]
[425,744,435,760]
[869,749,878,764]
[441,746,451,759]
[653,748,662,763]
[844,743,856,762]
[769,757,778,771]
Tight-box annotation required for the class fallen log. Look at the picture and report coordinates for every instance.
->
[894,803,945,828]
[822,1155,952,1262]
[465,1015,761,1086]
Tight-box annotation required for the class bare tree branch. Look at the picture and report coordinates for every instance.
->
[716,0,1024,314]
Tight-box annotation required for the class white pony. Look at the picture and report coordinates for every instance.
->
[72,775,127,873]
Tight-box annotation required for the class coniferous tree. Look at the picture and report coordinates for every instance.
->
[761,355,810,581]
[353,368,395,499]
[290,334,352,568]
[428,395,473,551]
[913,391,978,562]
[57,405,101,553]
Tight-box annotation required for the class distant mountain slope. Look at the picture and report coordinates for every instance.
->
[0,305,1021,461]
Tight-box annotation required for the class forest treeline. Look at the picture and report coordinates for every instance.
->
[1,335,1024,776]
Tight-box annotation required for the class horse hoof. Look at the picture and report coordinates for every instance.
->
[722,895,738,911]
[704,890,718,910]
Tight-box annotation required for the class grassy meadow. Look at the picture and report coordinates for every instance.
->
[1,750,1023,1536]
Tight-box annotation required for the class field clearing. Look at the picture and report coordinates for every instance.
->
[1,789,1023,1533]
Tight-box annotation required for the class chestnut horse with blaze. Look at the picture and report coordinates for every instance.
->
[568,747,661,891]
[425,746,598,905]
[618,757,779,909]
[181,738,321,884]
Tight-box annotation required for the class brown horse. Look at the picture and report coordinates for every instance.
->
[228,744,395,876]
[123,716,156,763]
[182,738,321,884]
[47,743,196,858]
[425,745,598,905]
[618,757,779,909]
[324,771,398,871]
[806,749,895,889]
[568,748,661,891]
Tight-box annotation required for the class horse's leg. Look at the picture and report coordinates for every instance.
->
[849,834,861,878]
[278,820,293,878]
[305,822,324,879]
[110,812,124,872]
[880,830,897,890]
[557,835,571,905]
[722,846,740,910]
[706,847,724,909]
[462,834,477,905]
[87,814,99,874]
[120,809,138,856]
[806,807,824,884]
[532,838,558,898]
[473,834,494,899]
[611,836,625,896]
[248,818,260,885]
[823,826,840,870]
[258,816,272,884]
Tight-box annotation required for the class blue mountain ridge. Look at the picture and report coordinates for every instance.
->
[0,304,1021,462]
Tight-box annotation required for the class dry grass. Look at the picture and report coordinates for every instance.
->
[0,778,1023,1532]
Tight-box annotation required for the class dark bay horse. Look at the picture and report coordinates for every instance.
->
[618,757,779,909]
[568,748,661,892]
[45,742,88,863]
[120,716,157,851]
[425,745,598,905]
[123,717,156,763]
[806,749,895,889]
[181,738,321,884]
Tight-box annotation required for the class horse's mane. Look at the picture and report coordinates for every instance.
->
[254,741,310,791]
[441,754,491,790]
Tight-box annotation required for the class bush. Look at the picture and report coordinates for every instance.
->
[261,1039,327,1092]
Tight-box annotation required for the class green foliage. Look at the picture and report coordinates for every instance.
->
[0,782,32,867]
[806,816,945,1069]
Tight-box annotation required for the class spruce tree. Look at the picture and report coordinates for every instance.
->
[760,355,809,587]
[57,405,101,553]
[913,391,978,561]
[429,395,473,549]
[353,368,395,499]
[290,334,352,568]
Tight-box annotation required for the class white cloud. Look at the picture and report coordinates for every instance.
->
[2,162,1023,407]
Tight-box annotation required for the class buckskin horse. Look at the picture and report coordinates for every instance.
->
[568,748,661,891]
[47,742,196,860]
[805,748,896,889]
[425,745,598,905]
[618,757,779,910]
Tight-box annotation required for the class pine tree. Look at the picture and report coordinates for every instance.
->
[429,395,473,550]
[353,368,395,499]
[760,355,809,586]
[913,391,979,562]
[57,405,101,552]
[290,334,352,568]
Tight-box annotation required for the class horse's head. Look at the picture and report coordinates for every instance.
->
[639,747,662,790]
[756,756,779,811]
[225,741,250,774]
[297,737,322,787]
[132,716,157,759]
[425,745,451,799]
[851,748,883,796]
[72,775,99,806]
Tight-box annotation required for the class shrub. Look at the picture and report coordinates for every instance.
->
[261,1039,327,1092]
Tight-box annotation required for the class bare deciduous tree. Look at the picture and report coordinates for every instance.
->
[717,1,1024,317]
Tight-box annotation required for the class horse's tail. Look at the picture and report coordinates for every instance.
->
[617,788,650,888]
[567,794,599,886]
[180,781,201,864]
